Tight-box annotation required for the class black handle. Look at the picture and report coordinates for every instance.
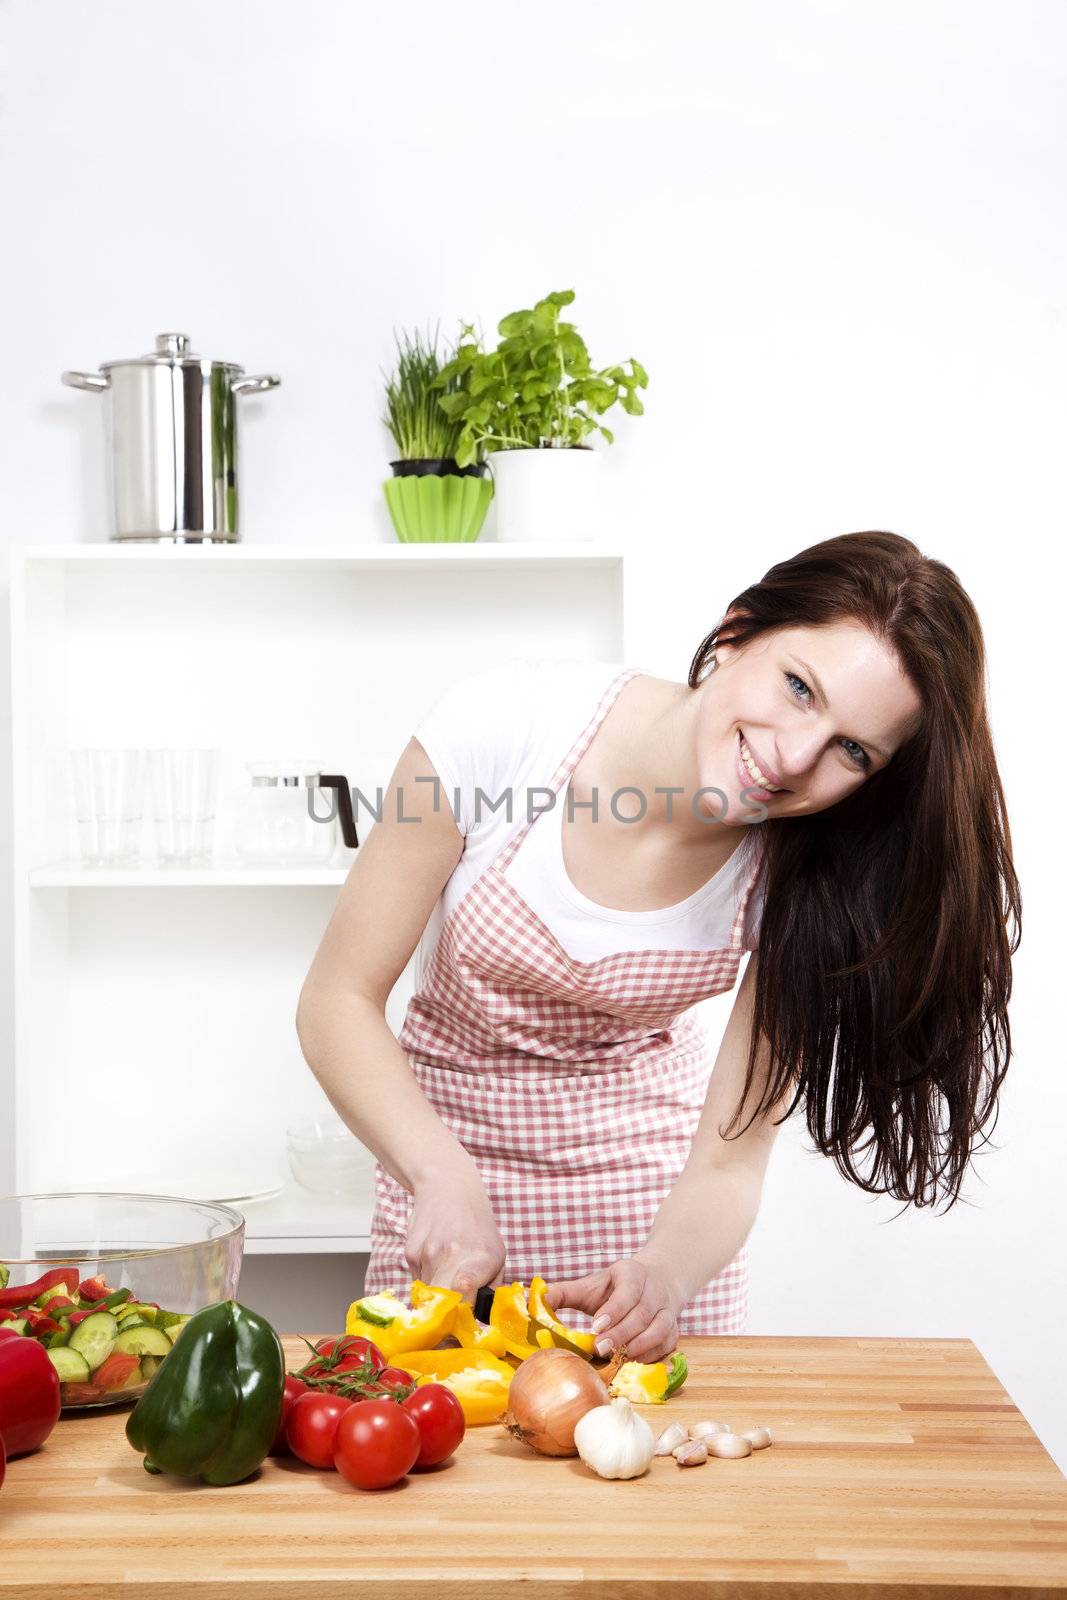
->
[319,775,359,849]
[473,1284,496,1325]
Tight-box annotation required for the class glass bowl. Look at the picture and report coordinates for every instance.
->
[0,1192,244,1410]
[286,1115,374,1198]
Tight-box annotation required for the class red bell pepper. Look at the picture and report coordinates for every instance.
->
[19,1308,62,1335]
[0,1427,6,1491]
[77,1275,111,1303]
[0,1326,61,1457]
[0,1267,79,1312]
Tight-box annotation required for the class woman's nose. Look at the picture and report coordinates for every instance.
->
[777,728,826,778]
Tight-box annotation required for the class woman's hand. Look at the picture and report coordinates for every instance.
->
[404,1171,507,1299]
[543,1253,683,1362]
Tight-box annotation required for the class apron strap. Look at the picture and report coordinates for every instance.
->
[494,667,642,874]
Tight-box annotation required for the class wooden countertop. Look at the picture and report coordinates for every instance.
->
[2,1335,1065,1599]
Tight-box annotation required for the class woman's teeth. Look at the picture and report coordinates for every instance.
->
[740,735,782,792]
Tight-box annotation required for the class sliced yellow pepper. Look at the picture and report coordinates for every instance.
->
[608,1359,670,1403]
[489,1282,540,1360]
[608,1352,688,1403]
[344,1280,462,1358]
[527,1275,597,1356]
[452,1300,509,1358]
[399,1346,515,1426]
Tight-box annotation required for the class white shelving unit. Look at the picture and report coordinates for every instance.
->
[10,541,625,1253]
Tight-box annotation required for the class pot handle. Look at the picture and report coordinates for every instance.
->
[232,373,281,395]
[61,370,109,392]
[319,775,359,850]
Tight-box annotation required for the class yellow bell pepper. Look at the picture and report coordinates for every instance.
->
[400,1347,514,1426]
[608,1351,689,1403]
[489,1282,541,1361]
[452,1300,509,1358]
[344,1280,462,1358]
[527,1275,597,1356]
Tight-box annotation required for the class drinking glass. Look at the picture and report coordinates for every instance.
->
[68,748,146,866]
[148,748,220,865]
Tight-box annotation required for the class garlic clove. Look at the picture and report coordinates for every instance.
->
[672,1439,709,1466]
[705,1431,753,1458]
[653,1421,689,1456]
[689,1419,732,1439]
[740,1426,773,1450]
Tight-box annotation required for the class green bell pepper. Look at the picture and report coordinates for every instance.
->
[126,1299,284,1486]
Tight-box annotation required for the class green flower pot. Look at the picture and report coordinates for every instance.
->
[383,473,493,543]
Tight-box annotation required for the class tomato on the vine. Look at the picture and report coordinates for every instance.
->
[401,1383,465,1468]
[332,1398,421,1490]
[374,1365,415,1398]
[302,1334,385,1378]
[269,1374,308,1456]
[286,1390,353,1469]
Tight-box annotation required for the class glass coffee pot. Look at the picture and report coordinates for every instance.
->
[235,760,358,866]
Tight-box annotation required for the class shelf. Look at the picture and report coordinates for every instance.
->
[237,1180,374,1256]
[30,865,350,888]
[18,541,624,570]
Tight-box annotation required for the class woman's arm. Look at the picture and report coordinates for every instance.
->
[546,952,793,1358]
[633,950,789,1304]
[296,737,507,1290]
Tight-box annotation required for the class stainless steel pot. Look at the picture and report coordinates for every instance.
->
[62,331,280,542]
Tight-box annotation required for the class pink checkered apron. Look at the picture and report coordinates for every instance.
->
[365,667,763,1334]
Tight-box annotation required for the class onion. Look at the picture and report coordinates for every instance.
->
[502,1348,610,1457]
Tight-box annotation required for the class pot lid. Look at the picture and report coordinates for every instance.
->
[99,332,244,372]
[246,757,327,784]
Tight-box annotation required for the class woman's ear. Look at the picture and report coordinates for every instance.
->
[715,604,749,663]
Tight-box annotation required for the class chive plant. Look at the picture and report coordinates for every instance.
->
[381,326,467,463]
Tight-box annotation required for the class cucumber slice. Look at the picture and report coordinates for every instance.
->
[163,1317,191,1345]
[46,1327,71,1349]
[68,1311,118,1371]
[48,1347,90,1382]
[153,1309,183,1331]
[123,1303,160,1321]
[354,1294,399,1327]
[2,1318,28,1336]
[114,1325,171,1357]
[117,1314,148,1330]
[140,1354,163,1380]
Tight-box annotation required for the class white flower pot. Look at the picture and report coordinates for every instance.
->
[488,447,603,542]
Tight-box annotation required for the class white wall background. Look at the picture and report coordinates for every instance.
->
[2,0,1065,1468]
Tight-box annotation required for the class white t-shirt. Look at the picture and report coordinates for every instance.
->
[410,657,764,987]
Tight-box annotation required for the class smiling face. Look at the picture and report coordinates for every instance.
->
[693,617,924,823]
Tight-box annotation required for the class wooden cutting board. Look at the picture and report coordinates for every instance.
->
[2,1335,1065,1599]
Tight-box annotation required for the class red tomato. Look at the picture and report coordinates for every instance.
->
[302,1335,385,1378]
[286,1390,353,1469]
[332,1398,421,1490]
[269,1374,308,1455]
[401,1383,465,1467]
[374,1365,415,1397]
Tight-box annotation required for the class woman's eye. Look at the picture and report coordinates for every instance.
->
[785,671,870,771]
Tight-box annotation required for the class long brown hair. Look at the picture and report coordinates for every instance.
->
[690,531,1021,1209]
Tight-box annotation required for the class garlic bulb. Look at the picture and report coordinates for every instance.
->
[574,1396,656,1480]
[653,1422,688,1456]
[689,1419,731,1440]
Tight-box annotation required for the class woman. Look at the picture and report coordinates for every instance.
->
[296,530,1020,1362]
